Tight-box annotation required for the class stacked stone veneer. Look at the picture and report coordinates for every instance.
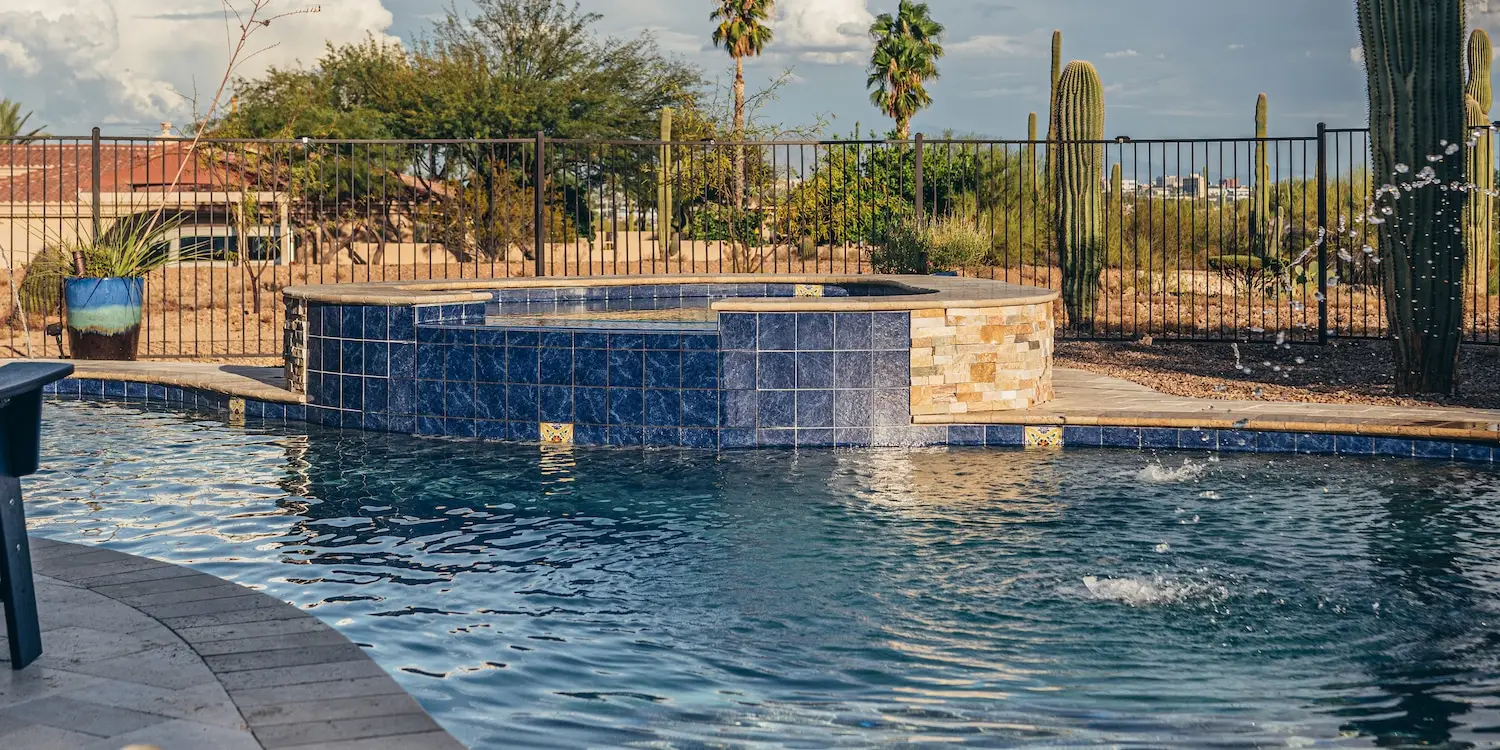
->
[909,302,1054,416]
[284,297,308,394]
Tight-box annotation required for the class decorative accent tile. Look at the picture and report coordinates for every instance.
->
[1024,426,1063,448]
[794,284,824,298]
[228,397,246,420]
[541,422,574,445]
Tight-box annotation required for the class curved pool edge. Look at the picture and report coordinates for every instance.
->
[20,537,466,750]
[31,366,1500,463]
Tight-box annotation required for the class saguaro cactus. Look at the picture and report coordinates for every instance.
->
[1044,30,1062,185]
[1026,111,1038,193]
[1356,0,1468,394]
[1051,60,1106,327]
[1466,29,1494,291]
[1251,93,1272,255]
[657,107,674,245]
[1110,163,1122,200]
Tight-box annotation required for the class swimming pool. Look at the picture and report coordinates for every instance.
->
[29,399,1500,749]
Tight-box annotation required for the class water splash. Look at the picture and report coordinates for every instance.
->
[1080,575,1230,607]
[1137,459,1208,483]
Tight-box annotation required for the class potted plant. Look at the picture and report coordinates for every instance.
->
[26,215,184,361]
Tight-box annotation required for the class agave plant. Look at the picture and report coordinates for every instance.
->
[19,215,190,317]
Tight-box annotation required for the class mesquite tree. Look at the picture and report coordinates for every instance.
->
[1357,0,1469,395]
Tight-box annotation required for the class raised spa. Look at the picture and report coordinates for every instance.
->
[282,276,1057,448]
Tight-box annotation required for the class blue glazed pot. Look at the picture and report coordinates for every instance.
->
[64,277,145,360]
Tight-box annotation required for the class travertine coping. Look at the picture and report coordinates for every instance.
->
[281,274,1060,312]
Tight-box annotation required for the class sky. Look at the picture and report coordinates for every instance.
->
[2,0,1497,140]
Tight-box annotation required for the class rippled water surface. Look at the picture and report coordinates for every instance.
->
[25,400,1500,749]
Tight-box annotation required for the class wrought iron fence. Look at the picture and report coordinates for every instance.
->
[0,125,1495,359]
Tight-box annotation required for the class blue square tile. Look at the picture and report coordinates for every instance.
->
[1296,433,1335,454]
[1454,442,1493,463]
[756,429,796,447]
[571,424,606,446]
[758,352,796,390]
[389,343,415,379]
[445,381,476,418]
[1413,440,1453,460]
[81,379,104,396]
[446,328,476,346]
[509,421,541,443]
[794,314,834,351]
[683,428,718,450]
[384,414,414,433]
[796,352,835,389]
[572,347,608,387]
[147,384,166,401]
[720,429,757,449]
[835,351,874,389]
[477,329,505,348]
[1101,427,1142,448]
[757,313,797,350]
[985,425,1025,446]
[609,426,644,446]
[833,389,872,428]
[1259,432,1297,453]
[646,389,681,427]
[307,307,324,336]
[948,426,985,446]
[125,381,148,399]
[682,390,718,428]
[244,400,265,418]
[1373,438,1414,457]
[871,389,909,427]
[872,350,909,389]
[540,331,573,349]
[362,342,389,378]
[417,326,444,343]
[576,332,608,350]
[364,306,387,340]
[758,391,796,428]
[575,387,608,424]
[834,312,873,350]
[645,427,682,446]
[341,409,364,429]
[341,307,363,340]
[320,306,342,337]
[445,344,475,382]
[539,386,573,423]
[1179,429,1216,450]
[509,346,541,384]
[388,379,416,415]
[796,390,834,428]
[723,390,758,428]
[362,412,388,432]
[388,307,415,341]
[608,388,644,426]
[445,418,478,438]
[682,351,718,390]
[645,333,681,351]
[340,376,363,410]
[1141,428,1179,449]
[478,419,508,442]
[721,314,757,350]
[364,378,388,413]
[417,381,445,416]
[607,349,643,388]
[306,339,324,371]
[473,348,504,383]
[287,404,308,422]
[835,428,872,447]
[507,384,539,422]
[416,415,444,435]
[540,347,573,386]
[1217,430,1257,452]
[527,288,558,304]
[476,383,507,421]
[797,428,836,447]
[645,351,681,389]
[321,339,342,372]
[340,340,363,374]
[508,330,540,348]
[873,312,910,350]
[608,333,644,351]
[1062,426,1102,446]
[1336,435,1375,455]
[721,352,757,390]
[417,344,444,380]
[683,334,718,351]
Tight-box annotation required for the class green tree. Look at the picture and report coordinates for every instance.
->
[0,99,44,141]
[711,0,775,214]
[866,1,945,139]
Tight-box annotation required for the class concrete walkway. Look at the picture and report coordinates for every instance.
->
[1,538,463,750]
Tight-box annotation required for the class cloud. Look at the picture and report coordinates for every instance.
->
[1104,49,1139,59]
[1349,46,1364,64]
[773,0,874,66]
[0,0,398,133]
[948,30,1049,59]
[1228,44,1245,51]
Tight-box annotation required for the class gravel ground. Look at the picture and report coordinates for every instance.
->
[1055,339,1500,410]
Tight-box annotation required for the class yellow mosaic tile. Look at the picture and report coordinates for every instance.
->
[1024,426,1063,448]
[794,284,825,298]
[540,422,575,445]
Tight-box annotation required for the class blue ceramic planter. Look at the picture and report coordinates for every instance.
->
[65,277,144,360]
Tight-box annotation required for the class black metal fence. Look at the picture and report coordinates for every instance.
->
[1,125,1495,358]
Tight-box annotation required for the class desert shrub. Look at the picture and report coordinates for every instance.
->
[870,219,928,274]
[927,217,992,274]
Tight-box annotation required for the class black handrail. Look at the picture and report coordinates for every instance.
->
[0,362,73,669]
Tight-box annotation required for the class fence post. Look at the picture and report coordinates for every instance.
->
[914,132,927,273]
[1315,122,1329,344]
[90,127,101,240]
[534,131,547,278]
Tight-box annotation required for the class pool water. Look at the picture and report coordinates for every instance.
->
[26,400,1500,749]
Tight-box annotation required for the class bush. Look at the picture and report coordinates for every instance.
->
[928,217,991,274]
[870,219,928,274]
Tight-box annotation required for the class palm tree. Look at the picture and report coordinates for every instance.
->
[711,0,774,212]
[866,1,945,139]
[0,99,44,141]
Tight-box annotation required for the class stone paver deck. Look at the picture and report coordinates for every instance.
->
[24,359,1500,444]
[1,537,463,750]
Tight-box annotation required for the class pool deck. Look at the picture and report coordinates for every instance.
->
[1,538,464,750]
[24,358,1500,445]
